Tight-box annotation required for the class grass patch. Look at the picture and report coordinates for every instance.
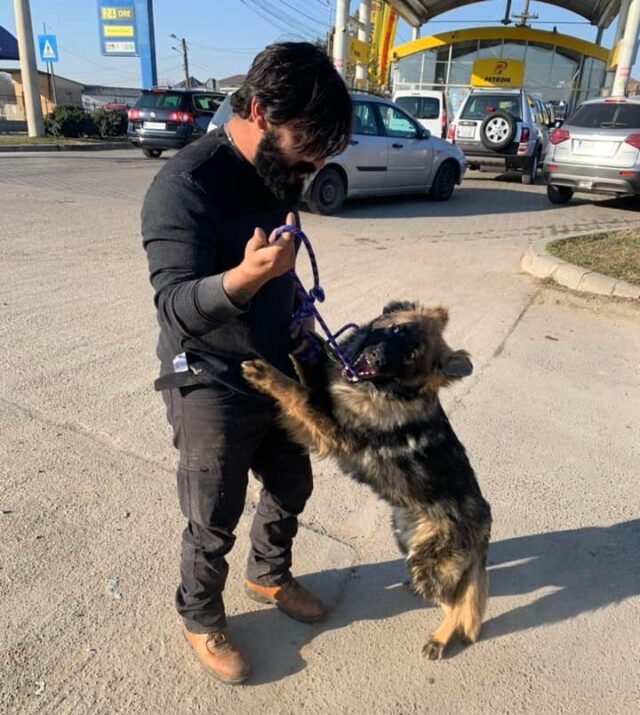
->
[0,135,120,145]
[548,229,640,285]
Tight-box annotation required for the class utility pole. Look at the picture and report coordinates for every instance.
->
[355,1,372,88]
[333,0,349,79]
[13,0,44,136]
[171,33,190,88]
[612,0,640,96]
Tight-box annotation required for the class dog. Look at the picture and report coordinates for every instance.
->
[242,301,491,659]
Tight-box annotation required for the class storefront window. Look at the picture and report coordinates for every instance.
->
[477,39,503,58]
[501,41,526,60]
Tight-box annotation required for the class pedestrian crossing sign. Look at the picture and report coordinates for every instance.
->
[38,34,59,63]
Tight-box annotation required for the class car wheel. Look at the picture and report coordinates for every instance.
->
[547,184,574,205]
[521,150,540,185]
[430,161,457,201]
[480,111,516,151]
[306,167,346,215]
[142,148,163,159]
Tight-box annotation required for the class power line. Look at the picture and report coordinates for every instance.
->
[247,0,320,38]
[239,0,295,36]
[272,0,327,26]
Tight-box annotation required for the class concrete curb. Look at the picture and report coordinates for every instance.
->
[522,237,640,299]
[0,141,132,153]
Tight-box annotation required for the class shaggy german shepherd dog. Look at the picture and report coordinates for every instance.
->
[242,301,491,659]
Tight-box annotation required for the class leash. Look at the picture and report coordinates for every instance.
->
[273,224,362,383]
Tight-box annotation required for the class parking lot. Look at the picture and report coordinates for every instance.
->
[1,149,639,714]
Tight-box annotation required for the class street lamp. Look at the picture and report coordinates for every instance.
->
[170,33,190,88]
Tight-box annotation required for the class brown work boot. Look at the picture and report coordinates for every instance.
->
[244,578,327,623]
[183,627,251,684]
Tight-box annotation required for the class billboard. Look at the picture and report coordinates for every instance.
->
[98,0,138,56]
[471,59,525,88]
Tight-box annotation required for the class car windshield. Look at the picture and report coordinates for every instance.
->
[395,96,440,120]
[136,92,186,109]
[461,94,521,121]
[568,102,640,129]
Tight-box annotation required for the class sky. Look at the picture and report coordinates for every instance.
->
[0,1,625,88]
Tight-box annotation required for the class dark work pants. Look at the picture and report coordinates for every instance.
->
[162,384,313,634]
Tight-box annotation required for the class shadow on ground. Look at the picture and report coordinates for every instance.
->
[229,519,640,684]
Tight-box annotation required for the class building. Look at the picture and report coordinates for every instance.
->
[391,25,610,115]
[0,68,140,128]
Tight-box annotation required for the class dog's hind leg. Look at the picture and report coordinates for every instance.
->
[420,558,488,659]
[456,559,488,644]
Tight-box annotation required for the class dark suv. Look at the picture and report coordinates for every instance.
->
[127,88,225,158]
[447,89,552,184]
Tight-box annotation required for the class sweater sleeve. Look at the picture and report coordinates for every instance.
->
[141,170,247,338]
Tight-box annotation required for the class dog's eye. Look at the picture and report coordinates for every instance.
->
[404,349,417,363]
[392,325,401,335]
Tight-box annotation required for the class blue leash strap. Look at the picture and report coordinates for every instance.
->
[273,225,362,383]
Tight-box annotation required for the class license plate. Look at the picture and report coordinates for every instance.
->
[457,125,475,139]
[573,140,615,156]
[143,121,165,130]
[578,179,593,189]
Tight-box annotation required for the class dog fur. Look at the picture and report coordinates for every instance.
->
[242,301,491,659]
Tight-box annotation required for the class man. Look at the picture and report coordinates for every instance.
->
[141,42,352,684]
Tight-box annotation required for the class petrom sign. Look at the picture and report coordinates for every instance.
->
[471,59,525,88]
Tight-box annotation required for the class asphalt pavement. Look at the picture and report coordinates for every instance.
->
[1,149,639,714]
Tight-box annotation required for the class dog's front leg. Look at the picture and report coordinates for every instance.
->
[242,359,343,457]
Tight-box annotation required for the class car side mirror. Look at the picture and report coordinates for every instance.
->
[420,127,431,140]
[553,119,564,128]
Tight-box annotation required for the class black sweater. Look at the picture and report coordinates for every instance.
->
[141,128,298,393]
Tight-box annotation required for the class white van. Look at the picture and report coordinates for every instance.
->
[393,90,449,139]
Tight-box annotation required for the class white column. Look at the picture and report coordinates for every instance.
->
[411,26,421,42]
[333,0,350,79]
[612,0,640,96]
[13,0,44,136]
[355,0,372,87]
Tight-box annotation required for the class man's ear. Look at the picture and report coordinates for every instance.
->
[249,97,268,131]
[441,349,473,378]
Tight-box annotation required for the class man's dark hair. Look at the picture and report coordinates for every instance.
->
[231,42,352,160]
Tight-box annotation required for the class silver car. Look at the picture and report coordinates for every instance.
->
[304,93,465,214]
[543,97,640,204]
[448,88,552,185]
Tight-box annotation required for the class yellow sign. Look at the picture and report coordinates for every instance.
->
[103,24,135,37]
[349,37,369,64]
[471,58,525,87]
[101,7,134,20]
[370,0,398,85]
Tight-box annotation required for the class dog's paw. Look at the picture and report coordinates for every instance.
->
[241,360,273,391]
[422,639,445,661]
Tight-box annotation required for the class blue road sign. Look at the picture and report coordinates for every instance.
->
[98,0,138,56]
[38,34,59,63]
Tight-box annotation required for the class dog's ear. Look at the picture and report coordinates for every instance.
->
[383,300,418,315]
[441,349,473,378]
[429,306,449,331]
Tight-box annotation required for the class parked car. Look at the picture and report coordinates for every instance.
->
[393,89,449,138]
[543,96,640,204]
[303,92,465,214]
[127,87,225,158]
[447,88,553,184]
[207,92,233,133]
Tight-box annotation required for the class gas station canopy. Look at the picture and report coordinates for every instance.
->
[388,0,622,28]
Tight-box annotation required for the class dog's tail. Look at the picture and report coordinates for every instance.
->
[454,557,488,643]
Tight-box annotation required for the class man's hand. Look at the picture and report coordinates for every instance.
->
[223,212,297,306]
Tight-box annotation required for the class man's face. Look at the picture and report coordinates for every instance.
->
[254,124,325,204]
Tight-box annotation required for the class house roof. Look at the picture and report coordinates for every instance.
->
[389,1,621,28]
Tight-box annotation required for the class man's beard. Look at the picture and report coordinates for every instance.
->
[254,130,316,204]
